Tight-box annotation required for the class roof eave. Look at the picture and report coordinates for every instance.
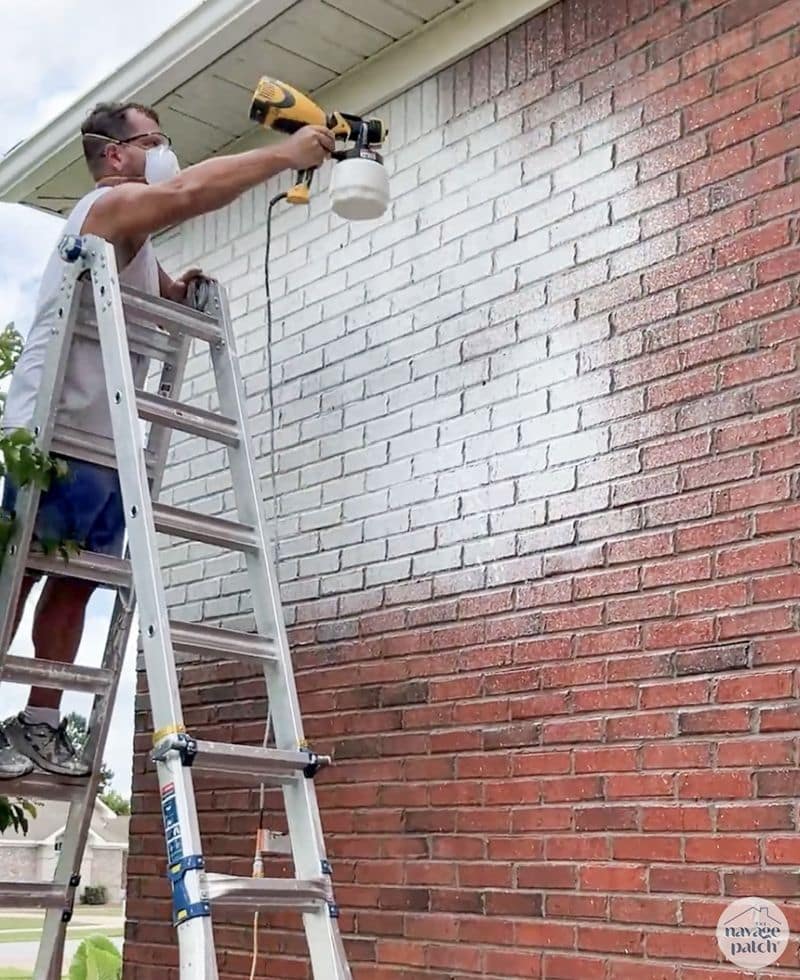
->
[0,0,296,204]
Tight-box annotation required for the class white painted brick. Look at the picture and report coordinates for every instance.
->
[366,411,411,442]
[438,461,490,495]
[467,162,523,208]
[439,408,489,446]
[413,241,461,281]
[463,533,516,565]
[390,477,436,508]
[388,376,436,411]
[490,335,548,379]
[463,374,517,412]
[519,406,580,446]
[300,505,341,532]
[341,540,387,568]
[366,557,412,586]
[414,441,462,476]
[388,527,436,557]
[364,509,409,540]
[442,148,497,196]
[418,189,470,230]
[343,490,389,520]
[410,495,460,528]
[391,276,442,315]
[412,544,461,576]
[419,139,469,183]
[574,162,638,211]
[324,330,369,367]
[466,425,518,462]
[442,253,494,294]
[518,244,577,287]
[438,515,489,546]
[444,102,496,145]
[441,202,494,244]
[463,269,517,311]
[320,521,362,550]
[491,501,547,533]
[462,216,516,259]
[390,425,437,460]
[393,225,442,266]
[460,480,515,515]
[344,443,388,474]
[322,473,366,503]
[516,192,575,241]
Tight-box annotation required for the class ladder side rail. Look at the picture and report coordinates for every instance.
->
[0,267,85,659]
[86,237,217,980]
[208,282,352,979]
[38,313,193,980]
[37,597,136,980]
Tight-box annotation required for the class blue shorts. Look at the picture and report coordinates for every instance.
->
[1,456,125,559]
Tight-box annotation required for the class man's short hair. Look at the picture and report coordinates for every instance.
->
[81,102,161,177]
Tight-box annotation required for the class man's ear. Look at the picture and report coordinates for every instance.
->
[104,144,122,173]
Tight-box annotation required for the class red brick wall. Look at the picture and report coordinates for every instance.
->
[126,0,800,977]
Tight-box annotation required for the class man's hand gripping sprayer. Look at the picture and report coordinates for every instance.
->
[250,76,390,219]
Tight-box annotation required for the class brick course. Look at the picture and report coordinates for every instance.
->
[127,0,800,976]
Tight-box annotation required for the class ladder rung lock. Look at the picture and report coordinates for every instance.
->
[258,830,293,856]
[205,874,329,911]
[169,622,278,664]
[135,390,240,446]
[119,285,223,344]
[2,655,113,694]
[26,552,133,590]
[153,504,258,551]
[192,741,330,783]
[0,883,67,909]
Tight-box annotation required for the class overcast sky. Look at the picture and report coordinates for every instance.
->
[0,0,202,795]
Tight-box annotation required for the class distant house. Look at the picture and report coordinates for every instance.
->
[0,797,128,904]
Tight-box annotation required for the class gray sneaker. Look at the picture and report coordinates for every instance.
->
[0,727,34,779]
[3,714,91,778]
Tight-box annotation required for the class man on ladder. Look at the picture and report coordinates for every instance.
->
[0,100,334,779]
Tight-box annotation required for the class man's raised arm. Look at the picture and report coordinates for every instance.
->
[82,126,333,242]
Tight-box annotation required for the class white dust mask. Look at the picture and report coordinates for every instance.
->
[145,144,180,184]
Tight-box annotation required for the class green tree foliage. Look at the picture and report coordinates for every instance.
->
[100,789,131,815]
[0,324,74,833]
[68,934,122,980]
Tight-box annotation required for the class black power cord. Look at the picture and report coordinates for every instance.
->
[263,191,287,560]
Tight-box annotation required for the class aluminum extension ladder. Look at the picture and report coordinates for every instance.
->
[0,233,352,980]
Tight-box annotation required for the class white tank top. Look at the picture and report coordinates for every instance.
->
[3,186,159,440]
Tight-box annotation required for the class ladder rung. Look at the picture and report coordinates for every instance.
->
[74,315,179,361]
[205,874,329,912]
[135,390,240,447]
[26,552,132,590]
[120,284,223,344]
[153,504,258,551]
[51,423,157,475]
[169,621,278,664]
[2,656,113,694]
[191,741,330,783]
[0,882,67,909]
[0,772,88,803]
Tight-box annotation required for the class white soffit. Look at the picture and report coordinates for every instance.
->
[1,0,556,214]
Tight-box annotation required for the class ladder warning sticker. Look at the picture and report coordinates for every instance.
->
[161,782,183,864]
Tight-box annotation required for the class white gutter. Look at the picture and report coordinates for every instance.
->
[0,0,299,204]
